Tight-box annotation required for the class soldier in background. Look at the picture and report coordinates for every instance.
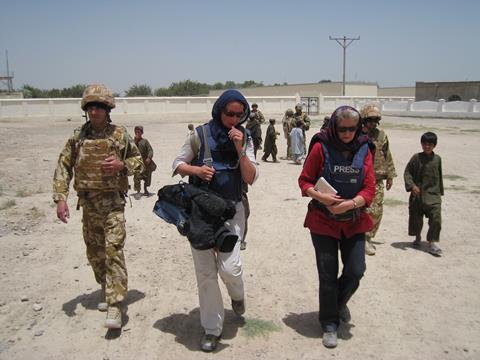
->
[53,84,144,329]
[294,103,311,150]
[281,108,295,159]
[133,126,156,198]
[251,103,265,124]
[360,104,396,256]
[246,113,262,161]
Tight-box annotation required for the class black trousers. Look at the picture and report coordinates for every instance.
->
[311,232,366,331]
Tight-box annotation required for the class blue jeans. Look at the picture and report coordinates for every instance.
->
[311,232,366,331]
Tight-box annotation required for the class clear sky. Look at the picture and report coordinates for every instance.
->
[1,0,478,94]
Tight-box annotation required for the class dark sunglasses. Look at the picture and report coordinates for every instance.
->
[364,116,381,123]
[223,110,245,118]
[337,126,358,133]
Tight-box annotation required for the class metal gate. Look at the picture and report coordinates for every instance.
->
[300,97,319,115]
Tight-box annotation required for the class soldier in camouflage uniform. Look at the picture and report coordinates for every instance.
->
[133,125,155,198]
[251,103,265,124]
[53,84,144,329]
[246,113,262,160]
[281,108,295,159]
[294,103,311,151]
[360,104,396,255]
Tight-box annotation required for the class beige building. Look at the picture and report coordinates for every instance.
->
[209,81,379,97]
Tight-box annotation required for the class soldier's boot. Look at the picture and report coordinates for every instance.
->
[143,186,153,197]
[105,303,123,329]
[365,237,376,256]
[97,284,107,312]
[413,235,421,248]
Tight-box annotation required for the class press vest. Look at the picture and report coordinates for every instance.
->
[190,124,244,202]
[321,142,368,199]
[73,125,129,192]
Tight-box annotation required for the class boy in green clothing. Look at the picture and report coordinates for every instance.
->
[404,132,444,256]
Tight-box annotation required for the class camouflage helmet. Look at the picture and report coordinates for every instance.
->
[295,103,303,111]
[251,103,258,108]
[285,108,294,116]
[360,103,381,120]
[81,84,116,111]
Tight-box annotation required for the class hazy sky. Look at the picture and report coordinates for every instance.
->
[1,0,478,94]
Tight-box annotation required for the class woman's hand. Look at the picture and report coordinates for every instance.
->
[306,188,342,206]
[228,127,244,153]
[327,200,353,215]
[195,165,216,182]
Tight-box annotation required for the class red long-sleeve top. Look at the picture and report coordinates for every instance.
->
[298,142,376,239]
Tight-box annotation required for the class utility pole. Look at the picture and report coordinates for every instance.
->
[329,36,360,96]
[1,50,14,92]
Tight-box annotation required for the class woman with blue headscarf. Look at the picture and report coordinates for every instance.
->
[172,89,258,352]
[298,106,375,348]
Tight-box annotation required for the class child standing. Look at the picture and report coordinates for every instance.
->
[262,118,280,162]
[290,120,305,164]
[404,132,444,256]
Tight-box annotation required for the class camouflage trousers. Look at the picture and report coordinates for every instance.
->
[133,169,152,192]
[365,181,385,239]
[81,192,128,305]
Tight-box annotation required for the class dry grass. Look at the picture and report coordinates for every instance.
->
[0,199,16,211]
[16,189,33,197]
[241,318,281,339]
[443,174,467,181]
[384,198,407,206]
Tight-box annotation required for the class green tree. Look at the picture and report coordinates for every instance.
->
[125,84,152,96]
[224,80,236,89]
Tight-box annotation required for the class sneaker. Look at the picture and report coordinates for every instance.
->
[104,303,122,329]
[231,299,245,316]
[322,331,338,348]
[339,305,351,323]
[412,235,421,248]
[365,240,376,256]
[97,284,107,312]
[200,333,221,352]
[240,241,247,251]
[427,242,442,257]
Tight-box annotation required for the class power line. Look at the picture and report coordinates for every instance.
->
[329,36,360,96]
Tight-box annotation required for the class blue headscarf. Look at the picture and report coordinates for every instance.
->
[208,89,250,152]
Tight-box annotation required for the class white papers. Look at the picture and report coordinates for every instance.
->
[314,177,337,194]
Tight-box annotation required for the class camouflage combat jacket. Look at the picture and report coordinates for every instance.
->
[53,122,144,202]
[368,127,396,181]
[294,112,311,131]
[252,110,265,124]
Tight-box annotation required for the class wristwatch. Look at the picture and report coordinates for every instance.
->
[239,150,247,158]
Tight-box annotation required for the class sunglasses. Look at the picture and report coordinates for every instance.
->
[337,126,358,133]
[364,117,381,122]
[223,110,245,118]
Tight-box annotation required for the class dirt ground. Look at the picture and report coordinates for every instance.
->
[0,113,479,360]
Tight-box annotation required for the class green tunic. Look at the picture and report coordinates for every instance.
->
[404,152,444,241]
[134,137,155,191]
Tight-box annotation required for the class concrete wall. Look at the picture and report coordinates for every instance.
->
[416,81,480,101]
[2,96,480,119]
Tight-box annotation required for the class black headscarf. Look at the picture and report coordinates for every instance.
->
[208,89,250,153]
[308,105,370,155]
